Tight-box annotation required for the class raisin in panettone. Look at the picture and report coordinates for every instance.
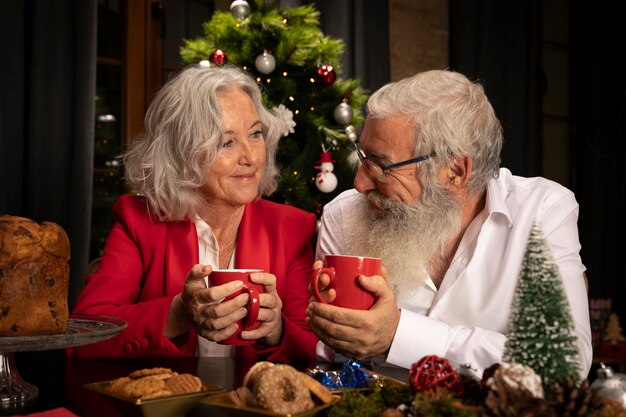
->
[0,215,70,336]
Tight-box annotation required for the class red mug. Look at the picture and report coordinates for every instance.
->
[209,269,264,345]
[312,255,381,310]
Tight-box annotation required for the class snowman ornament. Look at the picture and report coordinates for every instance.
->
[315,150,338,193]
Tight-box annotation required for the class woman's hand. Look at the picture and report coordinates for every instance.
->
[240,272,283,346]
[165,264,251,342]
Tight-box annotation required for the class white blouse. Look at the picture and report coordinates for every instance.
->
[195,217,235,357]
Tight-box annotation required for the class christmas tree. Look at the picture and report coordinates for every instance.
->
[180,0,368,216]
[502,221,581,391]
[603,313,626,345]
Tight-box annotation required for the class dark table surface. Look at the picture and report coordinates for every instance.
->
[4,350,409,417]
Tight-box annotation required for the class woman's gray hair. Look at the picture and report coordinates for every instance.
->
[123,65,283,221]
[366,69,503,197]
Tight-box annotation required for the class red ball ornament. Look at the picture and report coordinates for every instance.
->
[209,49,227,66]
[408,355,463,394]
[316,64,337,85]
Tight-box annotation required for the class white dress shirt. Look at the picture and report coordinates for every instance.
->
[315,168,592,379]
[195,218,235,357]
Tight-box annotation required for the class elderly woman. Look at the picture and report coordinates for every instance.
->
[71,65,318,361]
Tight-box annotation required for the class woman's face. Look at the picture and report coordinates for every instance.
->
[202,88,266,209]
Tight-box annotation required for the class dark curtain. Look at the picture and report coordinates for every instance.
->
[314,0,390,92]
[0,0,97,308]
[279,0,390,92]
[450,0,626,323]
[449,0,542,177]
[572,2,626,320]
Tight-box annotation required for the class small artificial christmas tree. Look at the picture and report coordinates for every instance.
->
[180,0,368,215]
[603,313,626,345]
[502,221,581,392]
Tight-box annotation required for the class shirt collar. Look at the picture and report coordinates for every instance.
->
[485,171,514,227]
[194,217,216,246]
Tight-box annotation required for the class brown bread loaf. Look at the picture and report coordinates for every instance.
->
[0,215,70,336]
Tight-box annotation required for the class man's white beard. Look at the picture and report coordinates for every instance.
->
[340,182,462,299]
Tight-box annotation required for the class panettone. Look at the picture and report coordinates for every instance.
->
[0,215,70,336]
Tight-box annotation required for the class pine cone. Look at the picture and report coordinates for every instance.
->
[481,379,555,417]
[547,377,605,416]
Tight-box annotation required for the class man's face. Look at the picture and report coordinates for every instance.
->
[346,115,464,294]
[354,116,424,206]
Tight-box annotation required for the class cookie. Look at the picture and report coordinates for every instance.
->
[254,364,314,414]
[122,376,167,399]
[105,376,131,395]
[129,367,174,379]
[230,386,258,407]
[243,361,275,390]
[165,373,202,395]
[141,389,173,400]
[300,373,334,404]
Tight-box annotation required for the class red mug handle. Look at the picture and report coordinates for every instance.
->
[312,267,335,304]
[243,285,260,329]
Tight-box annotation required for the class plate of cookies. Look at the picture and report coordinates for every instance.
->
[201,362,340,417]
[85,367,223,417]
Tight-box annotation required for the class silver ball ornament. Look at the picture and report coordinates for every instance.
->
[230,0,251,20]
[333,102,353,125]
[591,364,626,408]
[255,50,276,74]
[345,125,358,142]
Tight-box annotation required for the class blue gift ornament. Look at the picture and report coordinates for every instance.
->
[308,366,343,389]
[340,359,369,388]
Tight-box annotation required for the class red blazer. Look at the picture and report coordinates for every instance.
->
[69,195,318,362]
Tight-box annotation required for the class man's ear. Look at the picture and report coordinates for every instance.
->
[446,156,473,188]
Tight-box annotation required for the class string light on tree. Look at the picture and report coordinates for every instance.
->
[230,0,251,20]
[255,50,276,74]
[314,147,338,193]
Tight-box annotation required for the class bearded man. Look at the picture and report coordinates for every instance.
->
[307,69,592,379]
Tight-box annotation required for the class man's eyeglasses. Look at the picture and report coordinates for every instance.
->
[354,140,435,183]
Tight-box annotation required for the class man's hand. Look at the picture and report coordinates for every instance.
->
[309,259,336,303]
[306,273,399,359]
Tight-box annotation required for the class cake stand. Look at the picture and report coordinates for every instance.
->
[0,313,127,408]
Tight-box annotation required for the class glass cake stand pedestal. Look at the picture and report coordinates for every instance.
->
[0,314,127,409]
